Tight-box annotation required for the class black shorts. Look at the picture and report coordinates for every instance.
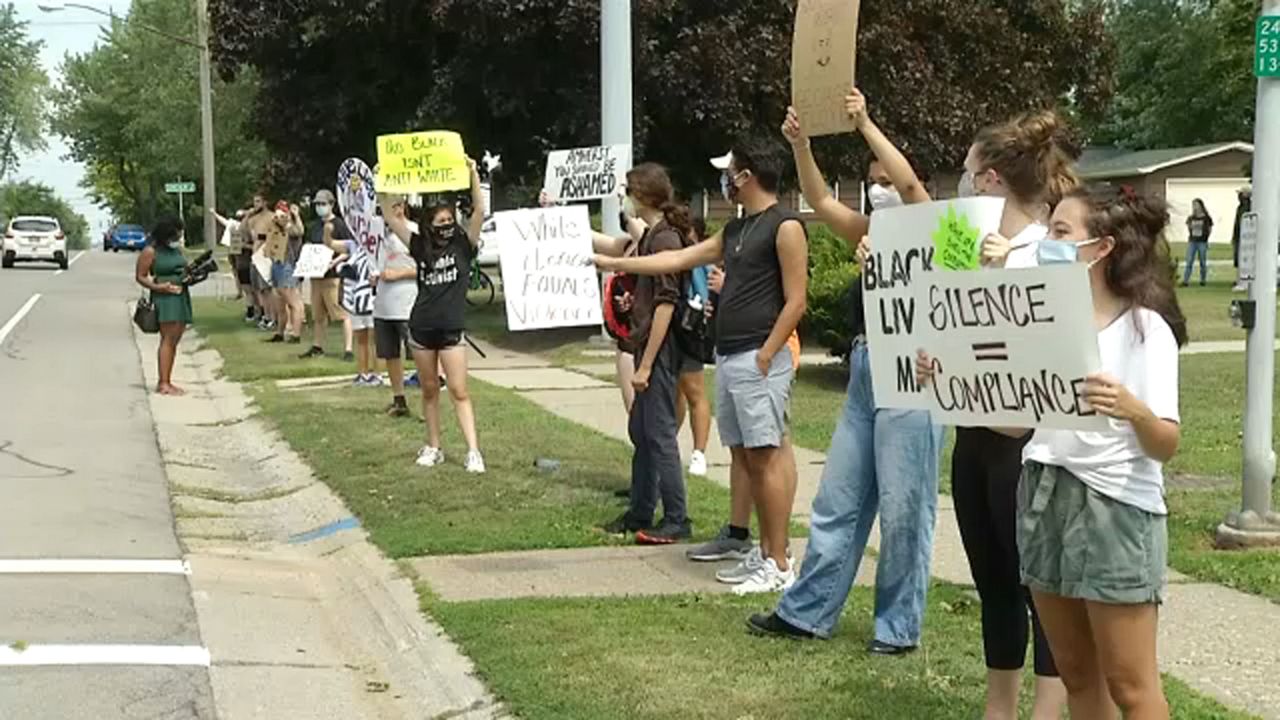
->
[678,352,704,376]
[409,328,465,351]
[235,250,252,285]
[374,318,411,360]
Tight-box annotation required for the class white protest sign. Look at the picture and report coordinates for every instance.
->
[250,247,274,288]
[863,198,1004,409]
[913,264,1107,431]
[543,144,632,202]
[293,244,334,279]
[337,158,379,254]
[494,205,602,331]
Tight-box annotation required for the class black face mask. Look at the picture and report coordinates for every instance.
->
[432,223,459,242]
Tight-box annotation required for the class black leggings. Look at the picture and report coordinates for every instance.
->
[952,427,1057,676]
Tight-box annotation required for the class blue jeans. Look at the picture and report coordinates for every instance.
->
[1183,240,1208,284]
[776,342,943,644]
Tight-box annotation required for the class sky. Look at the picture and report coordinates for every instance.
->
[10,0,126,236]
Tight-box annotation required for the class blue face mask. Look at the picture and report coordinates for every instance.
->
[1037,237,1099,266]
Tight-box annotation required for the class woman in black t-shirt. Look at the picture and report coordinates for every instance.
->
[378,159,487,474]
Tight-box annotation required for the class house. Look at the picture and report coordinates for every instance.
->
[1077,142,1253,245]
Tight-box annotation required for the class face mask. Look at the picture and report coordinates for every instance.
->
[867,184,902,211]
[957,171,976,198]
[433,222,459,241]
[623,196,638,218]
[1037,237,1100,266]
[721,171,744,203]
[315,203,332,219]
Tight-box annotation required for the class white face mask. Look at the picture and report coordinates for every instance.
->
[867,184,903,211]
[957,171,976,198]
[622,196,638,218]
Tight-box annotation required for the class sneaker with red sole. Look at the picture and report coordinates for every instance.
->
[635,519,692,545]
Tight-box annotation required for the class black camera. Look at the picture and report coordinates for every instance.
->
[181,250,218,287]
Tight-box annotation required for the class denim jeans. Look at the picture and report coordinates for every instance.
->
[776,342,943,644]
[1183,240,1208,284]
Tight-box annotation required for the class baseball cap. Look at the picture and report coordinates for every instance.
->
[709,152,733,171]
[274,200,290,214]
[313,189,336,205]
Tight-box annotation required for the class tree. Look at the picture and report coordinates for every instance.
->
[0,4,50,179]
[0,181,91,249]
[50,0,268,237]
[1089,0,1257,149]
[209,0,1114,200]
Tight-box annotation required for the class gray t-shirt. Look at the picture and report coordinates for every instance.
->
[374,220,419,320]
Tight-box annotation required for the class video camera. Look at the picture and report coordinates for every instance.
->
[181,250,218,287]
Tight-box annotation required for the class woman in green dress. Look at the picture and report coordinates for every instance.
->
[135,217,193,396]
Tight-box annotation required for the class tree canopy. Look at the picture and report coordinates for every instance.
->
[0,180,91,249]
[0,3,50,179]
[209,0,1115,204]
[50,0,268,236]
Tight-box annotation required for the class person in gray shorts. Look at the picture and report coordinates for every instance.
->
[597,138,808,595]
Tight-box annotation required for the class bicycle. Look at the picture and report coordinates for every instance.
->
[466,257,496,306]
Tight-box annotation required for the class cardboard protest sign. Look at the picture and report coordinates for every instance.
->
[337,158,379,254]
[250,247,274,288]
[543,144,632,202]
[376,131,470,194]
[791,0,861,137]
[863,198,1004,409]
[293,243,334,279]
[494,206,602,331]
[913,264,1107,431]
[263,225,289,262]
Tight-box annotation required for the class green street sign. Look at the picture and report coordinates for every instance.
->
[165,181,196,194]
[1258,16,1280,78]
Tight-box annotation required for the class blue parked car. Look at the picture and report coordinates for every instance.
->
[106,224,147,252]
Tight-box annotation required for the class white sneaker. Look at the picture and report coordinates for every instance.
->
[688,450,708,477]
[731,557,796,596]
[716,546,763,584]
[465,450,486,474]
[415,446,444,467]
[365,374,385,387]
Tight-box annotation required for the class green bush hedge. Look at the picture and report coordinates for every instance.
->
[805,223,859,358]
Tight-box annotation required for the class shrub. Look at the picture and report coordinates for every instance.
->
[805,223,859,358]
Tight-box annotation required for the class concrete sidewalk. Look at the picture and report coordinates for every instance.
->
[418,340,1280,720]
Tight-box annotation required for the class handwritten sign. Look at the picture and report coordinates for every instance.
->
[338,158,379,254]
[494,206,602,331]
[251,247,274,288]
[914,265,1106,431]
[263,225,288,262]
[293,243,334,279]
[376,131,469,194]
[864,198,1004,409]
[543,144,632,203]
[791,0,861,137]
[933,204,983,270]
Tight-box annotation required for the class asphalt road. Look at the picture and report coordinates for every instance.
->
[0,250,215,719]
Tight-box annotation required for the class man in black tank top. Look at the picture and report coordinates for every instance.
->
[595,139,809,594]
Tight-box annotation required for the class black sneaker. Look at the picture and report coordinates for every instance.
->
[244,308,255,321]
[343,351,355,362]
[635,519,692,545]
[386,403,411,418]
[299,346,325,359]
[747,612,814,639]
[286,336,302,344]
[599,513,650,535]
[867,639,917,656]
[265,334,285,343]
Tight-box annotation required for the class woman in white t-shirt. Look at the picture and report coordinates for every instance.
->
[932,186,1187,718]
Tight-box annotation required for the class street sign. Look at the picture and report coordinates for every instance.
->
[1258,16,1280,77]
[1239,211,1258,280]
[165,181,196,194]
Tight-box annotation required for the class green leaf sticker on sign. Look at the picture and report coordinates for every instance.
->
[933,203,982,271]
[1258,16,1280,78]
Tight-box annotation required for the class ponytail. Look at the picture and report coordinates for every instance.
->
[660,201,694,246]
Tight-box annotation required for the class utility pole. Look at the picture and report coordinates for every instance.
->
[195,0,217,249]
[1218,0,1280,548]
[600,0,632,237]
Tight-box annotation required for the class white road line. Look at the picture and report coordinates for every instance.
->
[0,645,210,667]
[0,559,191,575]
[0,293,40,348]
[68,250,85,267]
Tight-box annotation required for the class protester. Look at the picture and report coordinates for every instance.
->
[300,189,353,359]
[594,163,694,543]
[1232,186,1252,291]
[372,196,420,415]
[379,159,487,473]
[922,185,1186,719]
[266,202,306,344]
[1181,198,1213,287]
[242,192,277,330]
[597,138,808,594]
[677,217,714,477]
[744,92,946,663]
[212,207,252,317]
[342,233,379,386]
[135,217,191,396]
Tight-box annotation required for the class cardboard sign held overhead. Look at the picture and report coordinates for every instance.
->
[376,131,470,194]
[543,144,632,203]
[791,0,861,137]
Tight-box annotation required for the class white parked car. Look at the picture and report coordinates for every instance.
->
[4,215,68,270]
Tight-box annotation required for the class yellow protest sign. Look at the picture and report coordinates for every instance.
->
[376,131,470,194]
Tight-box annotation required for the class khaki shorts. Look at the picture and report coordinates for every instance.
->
[310,278,346,325]
[1018,461,1167,605]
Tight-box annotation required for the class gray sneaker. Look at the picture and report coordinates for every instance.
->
[687,525,753,562]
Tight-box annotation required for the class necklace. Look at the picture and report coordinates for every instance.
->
[734,212,766,254]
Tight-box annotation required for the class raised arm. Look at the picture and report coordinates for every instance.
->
[853,93,930,205]
[466,159,484,247]
[211,211,232,228]
[378,195,414,245]
[598,232,723,276]
[784,109,868,248]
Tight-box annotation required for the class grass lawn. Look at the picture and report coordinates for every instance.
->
[192,298,736,556]
[427,584,1256,720]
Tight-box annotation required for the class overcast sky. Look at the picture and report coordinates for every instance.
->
[10,0,126,235]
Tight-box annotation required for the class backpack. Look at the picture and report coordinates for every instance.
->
[674,256,716,364]
[602,272,636,343]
